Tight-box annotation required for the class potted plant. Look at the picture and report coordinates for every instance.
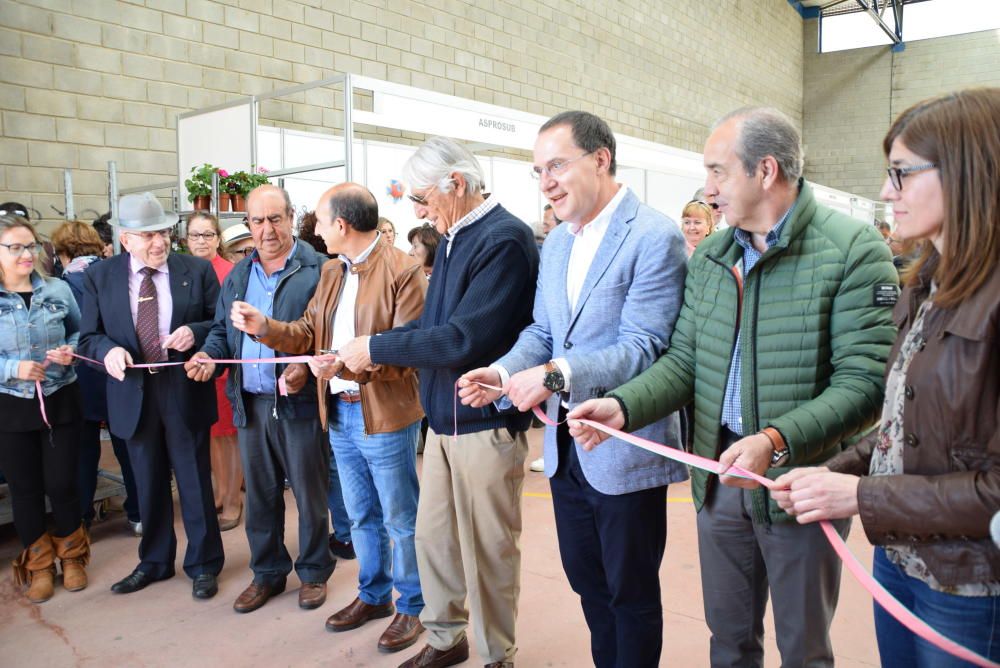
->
[217,169,231,211]
[228,167,270,212]
[184,163,218,211]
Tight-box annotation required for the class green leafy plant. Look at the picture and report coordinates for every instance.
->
[184,163,218,201]
[227,167,271,196]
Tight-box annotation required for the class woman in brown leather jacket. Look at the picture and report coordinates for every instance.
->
[773,88,1000,667]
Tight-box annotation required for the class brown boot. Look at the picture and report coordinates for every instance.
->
[52,525,90,592]
[11,534,56,603]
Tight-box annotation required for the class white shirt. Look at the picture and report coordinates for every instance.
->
[494,185,630,396]
[328,234,380,396]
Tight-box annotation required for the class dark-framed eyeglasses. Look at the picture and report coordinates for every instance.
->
[187,232,218,241]
[886,163,936,191]
[0,242,41,256]
[530,151,594,180]
[233,247,255,257]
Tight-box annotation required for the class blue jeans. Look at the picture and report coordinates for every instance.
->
[327,447,351,543]
[329,399,423,615]
[873,547,1000,667]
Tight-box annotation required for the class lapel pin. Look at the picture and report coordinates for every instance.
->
[182,280,189,287]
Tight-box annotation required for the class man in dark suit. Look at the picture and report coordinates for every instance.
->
[79,192,223,599]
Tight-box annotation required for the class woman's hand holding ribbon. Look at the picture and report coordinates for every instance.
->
[771,467,860,523]
[17,360,47,382]
[44,344,74,366]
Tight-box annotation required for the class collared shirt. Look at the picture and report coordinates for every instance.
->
[242,242,298,395]
[328,234,380,396]
[493,185,629,398]
[443,194,499,257]
[720,206,794,435]
[128,254,172,343]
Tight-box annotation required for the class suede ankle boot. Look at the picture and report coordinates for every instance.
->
[12,533,56,603]
[53,525,90,592]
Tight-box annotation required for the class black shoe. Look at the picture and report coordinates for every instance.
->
[111,569,164,594]
[328,535,356,560]
[192,574,219,600]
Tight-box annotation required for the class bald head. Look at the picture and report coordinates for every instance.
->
[247,184,293,216]
[320,182,379,232]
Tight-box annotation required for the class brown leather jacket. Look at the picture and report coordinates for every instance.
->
[260,242,427,434]
[826,264,1000,587]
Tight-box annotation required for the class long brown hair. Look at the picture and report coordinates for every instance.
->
[883,88,1000,308]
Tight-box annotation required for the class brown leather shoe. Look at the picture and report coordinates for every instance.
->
[325,596,394,632]
[397,638,470,668]
[298,582,327,609]
[378,612,424,653]
[233,579,286,613]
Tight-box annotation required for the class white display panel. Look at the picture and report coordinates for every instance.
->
[645,170,706,226]
[177,101,253,205]
[366,141,421,249]
[487,156,541,230]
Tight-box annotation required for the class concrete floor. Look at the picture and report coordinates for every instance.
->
[0,428,881,667]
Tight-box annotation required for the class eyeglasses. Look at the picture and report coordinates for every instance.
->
[126,230,171,242]
[187,232,218,241]
[407,184,438,206]
[886,163,937,191]
[0,242,40,256]
[232,247,255,257]
[530,151,594,180]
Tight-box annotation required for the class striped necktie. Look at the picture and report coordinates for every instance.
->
[136,266,164,364]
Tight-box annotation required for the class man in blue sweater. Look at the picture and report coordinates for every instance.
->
[338,137,539,668]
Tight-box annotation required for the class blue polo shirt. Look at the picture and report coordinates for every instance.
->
[241,242,298,395]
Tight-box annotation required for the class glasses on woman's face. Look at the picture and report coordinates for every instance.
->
[886,163,937,191]
[0,242,40,256]
[187,232,218,241]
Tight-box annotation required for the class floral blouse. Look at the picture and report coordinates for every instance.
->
[870,287,1000,596]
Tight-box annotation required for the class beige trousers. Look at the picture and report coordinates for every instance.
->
[416,427,528,664]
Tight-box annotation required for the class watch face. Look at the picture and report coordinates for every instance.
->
[543,369,564,392]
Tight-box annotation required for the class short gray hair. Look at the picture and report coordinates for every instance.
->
[402,136,486,195]
[715,107,803,182]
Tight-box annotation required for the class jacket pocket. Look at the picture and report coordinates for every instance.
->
[949,447,998,473]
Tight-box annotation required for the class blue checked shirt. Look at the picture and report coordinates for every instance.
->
[720,207,794,435]
[241,242,298,395]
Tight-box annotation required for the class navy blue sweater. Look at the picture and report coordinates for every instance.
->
[370,204,539,435]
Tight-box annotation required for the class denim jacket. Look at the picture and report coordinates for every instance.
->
[0,272,80,398]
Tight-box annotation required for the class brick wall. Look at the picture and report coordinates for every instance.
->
[803,20,1000,200]
[0,0,802,232]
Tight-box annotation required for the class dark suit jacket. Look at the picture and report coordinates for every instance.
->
[79,252,219,440]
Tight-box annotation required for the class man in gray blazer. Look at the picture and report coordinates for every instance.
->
[460,110,688,668]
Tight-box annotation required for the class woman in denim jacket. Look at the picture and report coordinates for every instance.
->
[0,214,89,604]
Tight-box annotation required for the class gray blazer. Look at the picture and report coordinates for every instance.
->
[496,188,689,495]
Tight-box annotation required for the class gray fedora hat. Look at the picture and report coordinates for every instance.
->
[113,192,176,232]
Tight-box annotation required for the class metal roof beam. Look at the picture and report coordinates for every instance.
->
[855,0,903,43]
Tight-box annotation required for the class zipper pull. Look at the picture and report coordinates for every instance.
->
[272,405,278,419]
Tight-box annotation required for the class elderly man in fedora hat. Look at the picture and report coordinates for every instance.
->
[79,192,225,599]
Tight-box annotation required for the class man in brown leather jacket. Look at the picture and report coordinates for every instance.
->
[230,183,429,653]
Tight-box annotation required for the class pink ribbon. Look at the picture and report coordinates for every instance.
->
[35,353,319,428]
[467,381,999,668]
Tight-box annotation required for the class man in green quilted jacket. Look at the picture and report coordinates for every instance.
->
[568,107,897,667]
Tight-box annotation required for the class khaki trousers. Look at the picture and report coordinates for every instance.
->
[416,427,528,664]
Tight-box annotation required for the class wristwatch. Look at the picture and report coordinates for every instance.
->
[761,427,789,467]
[542,361,565,392]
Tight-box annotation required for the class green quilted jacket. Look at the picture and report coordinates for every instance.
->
[609,181,898,524]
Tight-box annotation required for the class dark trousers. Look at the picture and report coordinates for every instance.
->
[696,429,850,668]
[550,413,668,668]
[0,424,80,547]
[237,394,333,586]
[78,419,140,524]
[127,373,223,580]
